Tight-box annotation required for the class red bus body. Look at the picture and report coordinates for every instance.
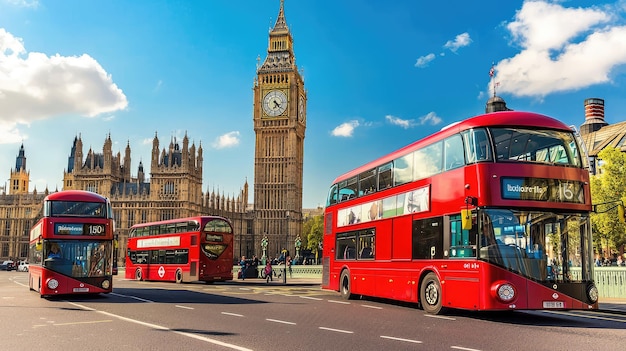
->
[125,216,234,283]
[322,111,599,314]
[28,190,115,297]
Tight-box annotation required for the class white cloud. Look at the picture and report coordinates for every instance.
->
[0,28,128,144]
[212,131,240,149]
[0,120,26,143]
[416,33,471,68]
[419,112,443,126]
[444,32,472,53]
[331,120,359,137]
[415,53,435,68]
[385,115,411,129]
[3,0,39,8]
[494,0,626,97]
[385,113,443,128]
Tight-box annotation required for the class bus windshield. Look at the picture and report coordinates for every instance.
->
[47,200,108,218]
[490,128,582,166]
[39,240,112,278]
[479,209,591,283]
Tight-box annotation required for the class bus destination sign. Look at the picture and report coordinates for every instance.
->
[501,177,584,203]
[55,223,107,235]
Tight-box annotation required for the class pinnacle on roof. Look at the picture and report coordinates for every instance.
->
[271,0,289,34]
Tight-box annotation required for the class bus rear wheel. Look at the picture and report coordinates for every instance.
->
[135,269,143,281]
[175,269,183,284]
[340,270,353,300]
[420,272,443,314]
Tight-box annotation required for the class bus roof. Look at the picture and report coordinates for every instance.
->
[331,111,572,184]
[129,215,231,229]
[44,190,109,203]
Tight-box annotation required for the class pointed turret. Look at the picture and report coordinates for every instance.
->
[258,0,296,74]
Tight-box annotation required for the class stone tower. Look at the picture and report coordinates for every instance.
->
[253,0,306,257]
[9,143,30,194]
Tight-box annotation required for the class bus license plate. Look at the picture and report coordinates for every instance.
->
[73,288,90,292]
[543,301,564,308]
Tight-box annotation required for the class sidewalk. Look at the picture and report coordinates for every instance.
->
[229,276,626,314]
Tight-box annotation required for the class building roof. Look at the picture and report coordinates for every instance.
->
[580,120,626,157]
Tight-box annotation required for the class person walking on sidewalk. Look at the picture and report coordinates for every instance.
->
[264,261,273,283]
[239,256,247,280]
[287,256,293,278]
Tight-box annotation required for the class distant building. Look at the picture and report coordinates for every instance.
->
[485,95,512,113]
[0,133,250,264]
[1,142,48,261]
[578,98,626,175]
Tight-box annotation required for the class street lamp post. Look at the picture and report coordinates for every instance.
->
[284,211,290,284]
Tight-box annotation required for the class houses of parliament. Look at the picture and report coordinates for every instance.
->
[0,0,314,264]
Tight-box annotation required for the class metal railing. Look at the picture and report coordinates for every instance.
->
[242,265,626,298]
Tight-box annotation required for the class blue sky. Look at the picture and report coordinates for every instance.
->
[1,0,626,209]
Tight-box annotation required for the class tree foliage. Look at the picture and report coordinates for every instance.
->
[302,214,324,251]
[590,147,626,256]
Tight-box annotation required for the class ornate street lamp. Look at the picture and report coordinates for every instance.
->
[283,211,290,284]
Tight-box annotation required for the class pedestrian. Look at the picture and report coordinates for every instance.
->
[287,256,292,278]
[264,261,273,283]
[239,256,247,280]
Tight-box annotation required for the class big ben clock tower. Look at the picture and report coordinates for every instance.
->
[253,0,306,257]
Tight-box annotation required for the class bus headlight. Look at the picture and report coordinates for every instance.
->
[101,280,110,289]
[587,284,598,303]
[47,279,59,290]
[492,281,516,303]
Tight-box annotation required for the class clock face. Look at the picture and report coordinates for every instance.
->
[262,90,288,117]
[298,96,305,122]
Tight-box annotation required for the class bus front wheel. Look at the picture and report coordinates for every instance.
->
[420,272,443,314]
[135,269,143,281]
[339,270,354,300]
[175,269,183,284]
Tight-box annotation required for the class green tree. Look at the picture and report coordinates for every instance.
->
[590,147,626,259]
[303,214,324,252]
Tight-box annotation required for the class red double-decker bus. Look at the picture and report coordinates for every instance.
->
[28,190,115,297]
[322,111,599,314]
[125,216,234,283]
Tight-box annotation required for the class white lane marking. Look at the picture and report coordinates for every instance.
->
[221,312,244,317]
[424,314,456,320]
[175,305,194,310]
[361,304,383,309]
[33,320,111,328]
[109,292,155,303]
[328,300,350,304]
[67,302,253,351]
[300,296,323,301]
[380,335,422,344]
[266,318,296,325]
[318,326,354,334]
[451,346,482,351]
[545,310,626,323]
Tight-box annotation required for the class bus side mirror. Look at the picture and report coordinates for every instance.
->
[619,204,625,224]
[35,235,42,251]
[461,209,472,230]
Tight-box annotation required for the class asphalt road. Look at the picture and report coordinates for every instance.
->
[1,272,625,351]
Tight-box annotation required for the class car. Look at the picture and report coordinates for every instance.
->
[18,261,29,272]
[0,261,16,271]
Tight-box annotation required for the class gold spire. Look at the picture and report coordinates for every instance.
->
[271,0,288,34]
